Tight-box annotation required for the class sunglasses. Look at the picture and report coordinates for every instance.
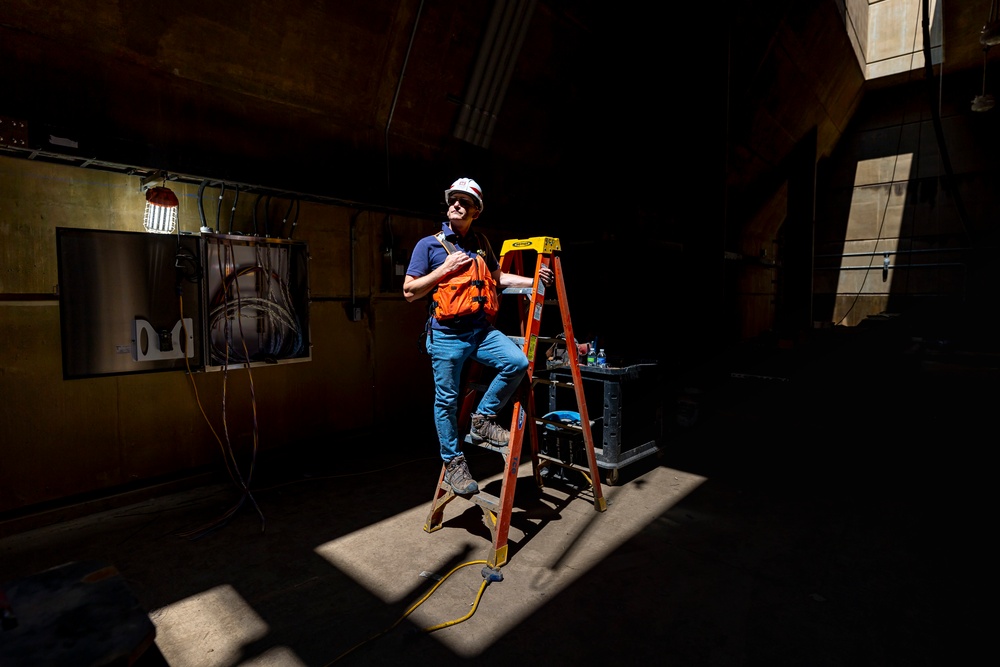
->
[448,196,477,209]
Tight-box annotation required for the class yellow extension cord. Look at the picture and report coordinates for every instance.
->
[326,559,492,665]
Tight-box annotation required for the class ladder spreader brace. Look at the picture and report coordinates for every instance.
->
[422,236,607,570]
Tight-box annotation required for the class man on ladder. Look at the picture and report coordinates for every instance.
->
[404,177,553,495]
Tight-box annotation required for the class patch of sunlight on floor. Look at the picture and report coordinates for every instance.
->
[150,584,285,667]
[314,464,705,656]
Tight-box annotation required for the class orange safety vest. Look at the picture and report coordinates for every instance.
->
[430,231,499,321]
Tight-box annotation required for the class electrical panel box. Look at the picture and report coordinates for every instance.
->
[200,233,310,369]
[57,228,205,379]
[56,228,310,379]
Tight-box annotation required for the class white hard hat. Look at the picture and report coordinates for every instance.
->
[445,177,484,211]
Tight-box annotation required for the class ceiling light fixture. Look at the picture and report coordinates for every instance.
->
[142,173,179,234]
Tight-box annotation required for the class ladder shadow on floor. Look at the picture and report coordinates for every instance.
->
[436,470,603,565]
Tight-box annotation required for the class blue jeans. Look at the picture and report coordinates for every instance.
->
[426,326,528,462]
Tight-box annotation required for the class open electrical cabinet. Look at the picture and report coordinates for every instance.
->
[56,228,310,380]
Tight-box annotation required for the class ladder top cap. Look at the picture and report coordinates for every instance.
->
[500,236,561,255]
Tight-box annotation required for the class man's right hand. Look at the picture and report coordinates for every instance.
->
[404,252,473,302]
[441,252,473,275]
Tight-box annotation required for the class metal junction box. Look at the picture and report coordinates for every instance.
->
[56,228,310,379]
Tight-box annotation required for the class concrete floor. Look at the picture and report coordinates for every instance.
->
[0,327,991,666]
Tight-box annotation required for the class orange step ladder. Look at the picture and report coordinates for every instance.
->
[422,236,607,570]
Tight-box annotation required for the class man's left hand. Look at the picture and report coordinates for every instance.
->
[539,265,554,286]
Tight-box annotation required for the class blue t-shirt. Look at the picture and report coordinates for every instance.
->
[406,222,500,332]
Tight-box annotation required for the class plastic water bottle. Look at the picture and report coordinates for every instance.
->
[597,349,607,367]
[586,344,596,366]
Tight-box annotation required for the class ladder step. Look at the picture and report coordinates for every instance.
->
[471,491,500,513]
[463,435,510,459]
[537,457,603,493]
[437,482,501,512]
[476,442,510,458]
[537,452,600,471]
[536,416,590,432]
[507,336,576,347]
[462,433,510,461]
[532,376,576,389]
[499,289,557,303]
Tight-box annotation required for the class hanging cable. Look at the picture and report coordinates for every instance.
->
[207,264,303,363]
[174,244,202,289]
[252,192,264,236]
[287,199,300,238]
[177,290,261,540]
[215,182,226,233]
[197,179,209,232]
[228,184,240,234]
[974,47,994,109]
[280,198,299,238]
[921,0,972,241]
[384,0,425,195]
[263,195,272,238]
[228,261,265,529]
[178,238,265,539]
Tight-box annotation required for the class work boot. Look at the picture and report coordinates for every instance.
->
[444,455,479,495]
[470,413,510,447]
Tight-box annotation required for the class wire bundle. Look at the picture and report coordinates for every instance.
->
[207,243,304,365]
[177,292,265,540]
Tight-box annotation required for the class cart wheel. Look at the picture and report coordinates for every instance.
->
[606,468,620,486]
